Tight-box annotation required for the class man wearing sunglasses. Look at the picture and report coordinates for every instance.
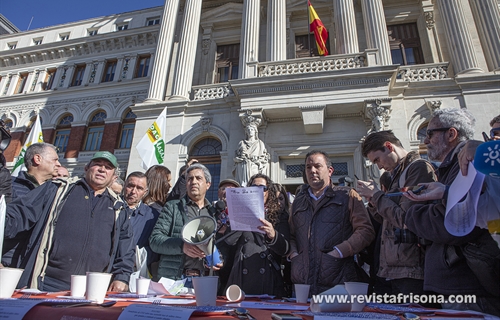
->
[490,115,500,141]
[405,108,499,316]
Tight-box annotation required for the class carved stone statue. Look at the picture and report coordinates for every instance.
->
[232,111,270,187]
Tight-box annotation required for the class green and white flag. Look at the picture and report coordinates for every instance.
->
[11,115,44,177]
[136,108,166,170]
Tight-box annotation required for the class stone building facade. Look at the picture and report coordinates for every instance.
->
[1,0,499,201]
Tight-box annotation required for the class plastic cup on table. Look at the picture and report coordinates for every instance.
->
[294,284,310,303]
[344,282,369,311]
[226,284,245,302]
[136,278,151,296]
[70,275,87,298]
[192,276,218,306]
[0,268,23,298]
[85,272,112,304]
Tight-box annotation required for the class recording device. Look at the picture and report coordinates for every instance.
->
[474,140,500,177]
[0,120,12,151]
[393,228,431,246]
[181,216,221,267]
[385,185,425,197]
[214,200,228,225]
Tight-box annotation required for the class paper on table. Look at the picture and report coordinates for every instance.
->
[224,301,309,310]
[445,162,485,236]
[0,299,44,320]
[149,278,186,295]
[135,297,195,305]
[226,187,265,233]
[118,304,195,320]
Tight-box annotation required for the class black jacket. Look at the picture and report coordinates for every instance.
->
[4,178,135,289]
[406,142,490,296]
[217,208,290,297]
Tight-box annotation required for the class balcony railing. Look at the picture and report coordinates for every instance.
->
[258,53,368,77]
[397,63,449,82]
[192,83,232,101]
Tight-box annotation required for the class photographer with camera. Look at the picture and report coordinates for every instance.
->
[356,131,436,296]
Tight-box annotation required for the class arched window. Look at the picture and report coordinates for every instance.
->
[190,138,222,203]
[53,114,73,153]
[118,110,136,149]
[84,111,106,151]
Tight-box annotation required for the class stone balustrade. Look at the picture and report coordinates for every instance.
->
[397,63,449,81]
[258,53,366,77]
[192,83,232,100]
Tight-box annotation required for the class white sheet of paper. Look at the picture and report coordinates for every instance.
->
[118,304,194,320]
[134,297,195,305]
[224,301,309,310]
[149,278,186,295]
[445,162,485,236]
[226,186,265,233]
[0,299,44,320]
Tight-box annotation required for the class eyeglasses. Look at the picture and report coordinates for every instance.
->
[251,184,268,191]
[426,127,451,138]
[490,127,500,139]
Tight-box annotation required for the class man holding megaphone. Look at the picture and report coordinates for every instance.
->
[150,163,222,283]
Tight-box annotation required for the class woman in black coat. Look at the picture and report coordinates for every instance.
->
[218,174,290,298]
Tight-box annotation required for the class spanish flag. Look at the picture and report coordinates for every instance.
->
[308,1,329,56]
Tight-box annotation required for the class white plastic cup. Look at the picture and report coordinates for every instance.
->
[344,282,369,311]
[70,275,87,298]
[192,276,218,306]
[0,268,24,298]
[225,284,245,302]
[294,284,310,303]
[85,272,112,304]
[136,278,151,295]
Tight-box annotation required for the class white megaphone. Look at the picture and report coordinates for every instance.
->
[181,216,221,268]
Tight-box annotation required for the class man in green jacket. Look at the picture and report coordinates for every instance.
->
[149,163,217,281]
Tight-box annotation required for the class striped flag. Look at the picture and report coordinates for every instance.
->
[136,108,166,170]
[11,115,44,177]
[308,1,329,56]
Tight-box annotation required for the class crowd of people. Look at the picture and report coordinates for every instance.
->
[1,108,499,316]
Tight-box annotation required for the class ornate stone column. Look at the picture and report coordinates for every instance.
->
[435,0,483,74]
[468,0,500,71]
[360,0,392,65]
[239,0,260,78]
[267,0,286,61]
[146,0,180,102]
[6,73,19,95]
[34,70,47,92]
[170,0,203,100]
[333,0,359,54]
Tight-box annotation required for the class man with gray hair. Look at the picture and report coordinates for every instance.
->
[150,163,219,281]
[12,142,61,198]
[405,108,500,316]
[3,143,61,268]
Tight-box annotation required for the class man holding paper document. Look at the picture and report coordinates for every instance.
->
[405,108,500,316]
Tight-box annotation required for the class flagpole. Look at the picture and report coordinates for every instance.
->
[307,0,312,57]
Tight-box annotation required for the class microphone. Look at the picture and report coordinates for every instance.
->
[474,140,500,177]
[214,200,228,224]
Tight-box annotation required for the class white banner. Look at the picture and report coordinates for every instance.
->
[136,108,167,170]
[11,115,44,177]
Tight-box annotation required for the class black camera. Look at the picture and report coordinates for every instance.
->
[393,228,431,246]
